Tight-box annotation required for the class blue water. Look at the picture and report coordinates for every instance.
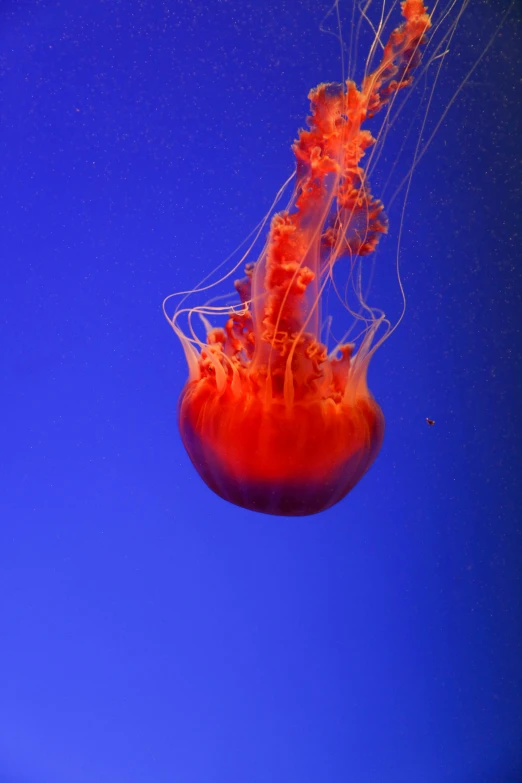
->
[1,1,521,781]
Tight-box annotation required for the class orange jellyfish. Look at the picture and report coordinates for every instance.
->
[166,0,431,516]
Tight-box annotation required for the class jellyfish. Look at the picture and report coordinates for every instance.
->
[165,0,431,516]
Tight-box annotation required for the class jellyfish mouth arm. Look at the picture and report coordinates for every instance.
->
[363,0,432,116]
[172,0,432,408]
[244,1,431,391]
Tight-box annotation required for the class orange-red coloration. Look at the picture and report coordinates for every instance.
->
[177,1,431,516]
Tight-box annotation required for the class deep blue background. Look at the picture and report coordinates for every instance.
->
[1,1,521,781]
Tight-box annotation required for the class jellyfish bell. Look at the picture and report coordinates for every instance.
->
[177,253,387,515]
[178,375,385,517]
[163,0,485,515]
